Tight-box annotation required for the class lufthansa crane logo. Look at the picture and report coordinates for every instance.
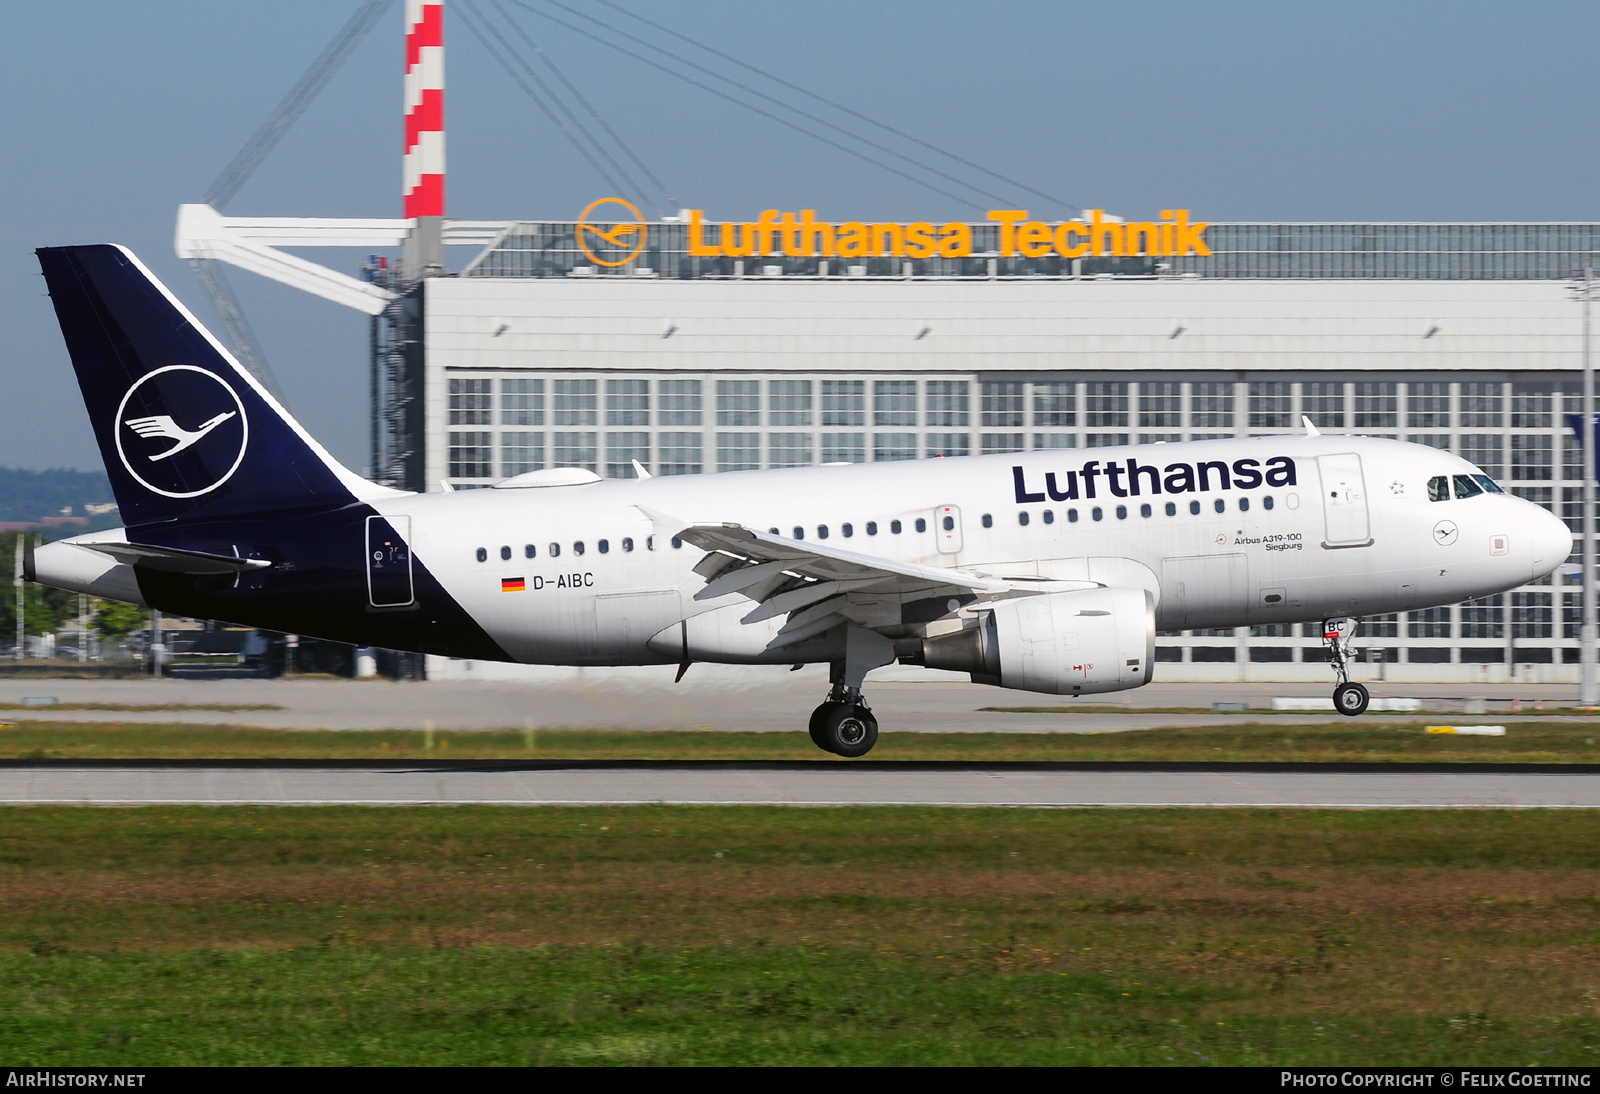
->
[114,365,249,499]
[576,197,647,267]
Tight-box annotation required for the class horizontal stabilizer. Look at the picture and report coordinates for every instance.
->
[76,541,271,575]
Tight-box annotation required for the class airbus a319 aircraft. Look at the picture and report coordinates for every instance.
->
[28,245,1574,756]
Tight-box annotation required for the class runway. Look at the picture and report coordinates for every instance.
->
[3,761,1599,808]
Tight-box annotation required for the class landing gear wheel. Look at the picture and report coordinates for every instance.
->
[1334,682,1370,717]
[808,703,840,753]
[821,703,878,758]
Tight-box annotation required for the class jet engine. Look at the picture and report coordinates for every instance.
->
[905,586,1155,695]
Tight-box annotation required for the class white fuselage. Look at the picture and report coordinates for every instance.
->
[364,435,1570,667]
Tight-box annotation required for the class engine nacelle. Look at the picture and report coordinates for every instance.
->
[911,586,1155,695]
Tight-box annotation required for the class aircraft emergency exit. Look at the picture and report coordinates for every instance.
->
[28,245,1573,756]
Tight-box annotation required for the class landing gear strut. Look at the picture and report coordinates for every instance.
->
[1324,616,1369,717]
[808,625,893,757]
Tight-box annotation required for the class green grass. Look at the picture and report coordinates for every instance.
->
[0,718,1597,763]
[1,806,1599,1065]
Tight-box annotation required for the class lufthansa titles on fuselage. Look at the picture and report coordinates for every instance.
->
[1012,456,1298,504]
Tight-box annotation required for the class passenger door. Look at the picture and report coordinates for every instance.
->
[935,505,963,554]
[1317,453,1372,548]
[366,515,414,607]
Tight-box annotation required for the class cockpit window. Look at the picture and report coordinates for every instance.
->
[1473,474,1504,494]
[1453,474,1484,499]
[1427,476,1449,502]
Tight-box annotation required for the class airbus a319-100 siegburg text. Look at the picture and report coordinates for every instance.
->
[27,245,1573,756]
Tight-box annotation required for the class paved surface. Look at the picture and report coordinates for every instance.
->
[0,673,1586,734]
[3,762,1598,807]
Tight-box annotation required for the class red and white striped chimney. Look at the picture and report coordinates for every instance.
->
[403,0,444,274]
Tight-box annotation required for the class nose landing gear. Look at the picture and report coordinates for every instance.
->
[1324,616,1369,716]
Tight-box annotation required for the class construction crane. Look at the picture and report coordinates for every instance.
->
[191,0,395,396]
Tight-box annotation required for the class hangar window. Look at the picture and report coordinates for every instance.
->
[549,543,561,558]
[1214,498,1226,513]
[598,540,609,554]
[524,544,536,558]
[573,542,585,556]
[622,538,634,552]
[1190,501,1201,515]
[1092,507,1104,521]
[1042,510,1054,524]
[915,518,927,533]
[449,378,492,425]
[1165,502,1177,516]
[890,520,902,534]
[500,546,512,561]
[475,548,487,563]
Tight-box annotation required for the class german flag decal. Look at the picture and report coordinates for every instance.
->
[501,577,526,593]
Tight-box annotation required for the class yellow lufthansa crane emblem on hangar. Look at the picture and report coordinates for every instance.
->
[576,198,648,267]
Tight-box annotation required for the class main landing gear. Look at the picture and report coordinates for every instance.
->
[808,625,894,757]
[1324,616,1369,717]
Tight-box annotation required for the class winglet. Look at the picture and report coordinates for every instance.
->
[1302,415,1321,436]
[631,459,652,480]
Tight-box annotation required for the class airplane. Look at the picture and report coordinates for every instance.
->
[27,244,1574,756]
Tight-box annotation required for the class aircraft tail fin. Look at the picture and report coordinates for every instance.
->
[36,244,401,526]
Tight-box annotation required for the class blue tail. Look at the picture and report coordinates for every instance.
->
[36,244,395,526]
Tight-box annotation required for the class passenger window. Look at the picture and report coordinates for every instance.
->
[1140,503,1152,518]
[1165,502,1176,516]
[1453,474,1484,499]
[793,526,805,539]
[1214,499,1226,513]
[915,518,927,533]
[1115,505,1127,520]
[549,543,561,557]
[891,520,902,534]
[475,547,487,562]
[1067,508,1079,523]
[622,538,634,552]
[768,528,780,535]
[842,523,853,537]
[1474,474,1504,494]
[866,521,878,535]
[1239,498,1250,512]
[1263,496,1274,510]
[647,536,655,550]
[598,539,609,554]
[524,544,536,558]
[672,537,683,549]
[817,525,829,539]
[1092,507,1104,521]
[1189,501,1201,515]
[1042,510,1054,524]
[1017,512,1028,526]
[573,542,585,556]
[979,514,991,528]
[500,546,511,561]
[1428,476,1449,502]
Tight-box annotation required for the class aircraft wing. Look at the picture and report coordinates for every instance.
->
[639,508,1020,649]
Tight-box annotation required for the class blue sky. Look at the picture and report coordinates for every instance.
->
[6,1,1600,472]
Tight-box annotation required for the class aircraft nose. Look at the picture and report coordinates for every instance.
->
[1530,506,1574,580]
